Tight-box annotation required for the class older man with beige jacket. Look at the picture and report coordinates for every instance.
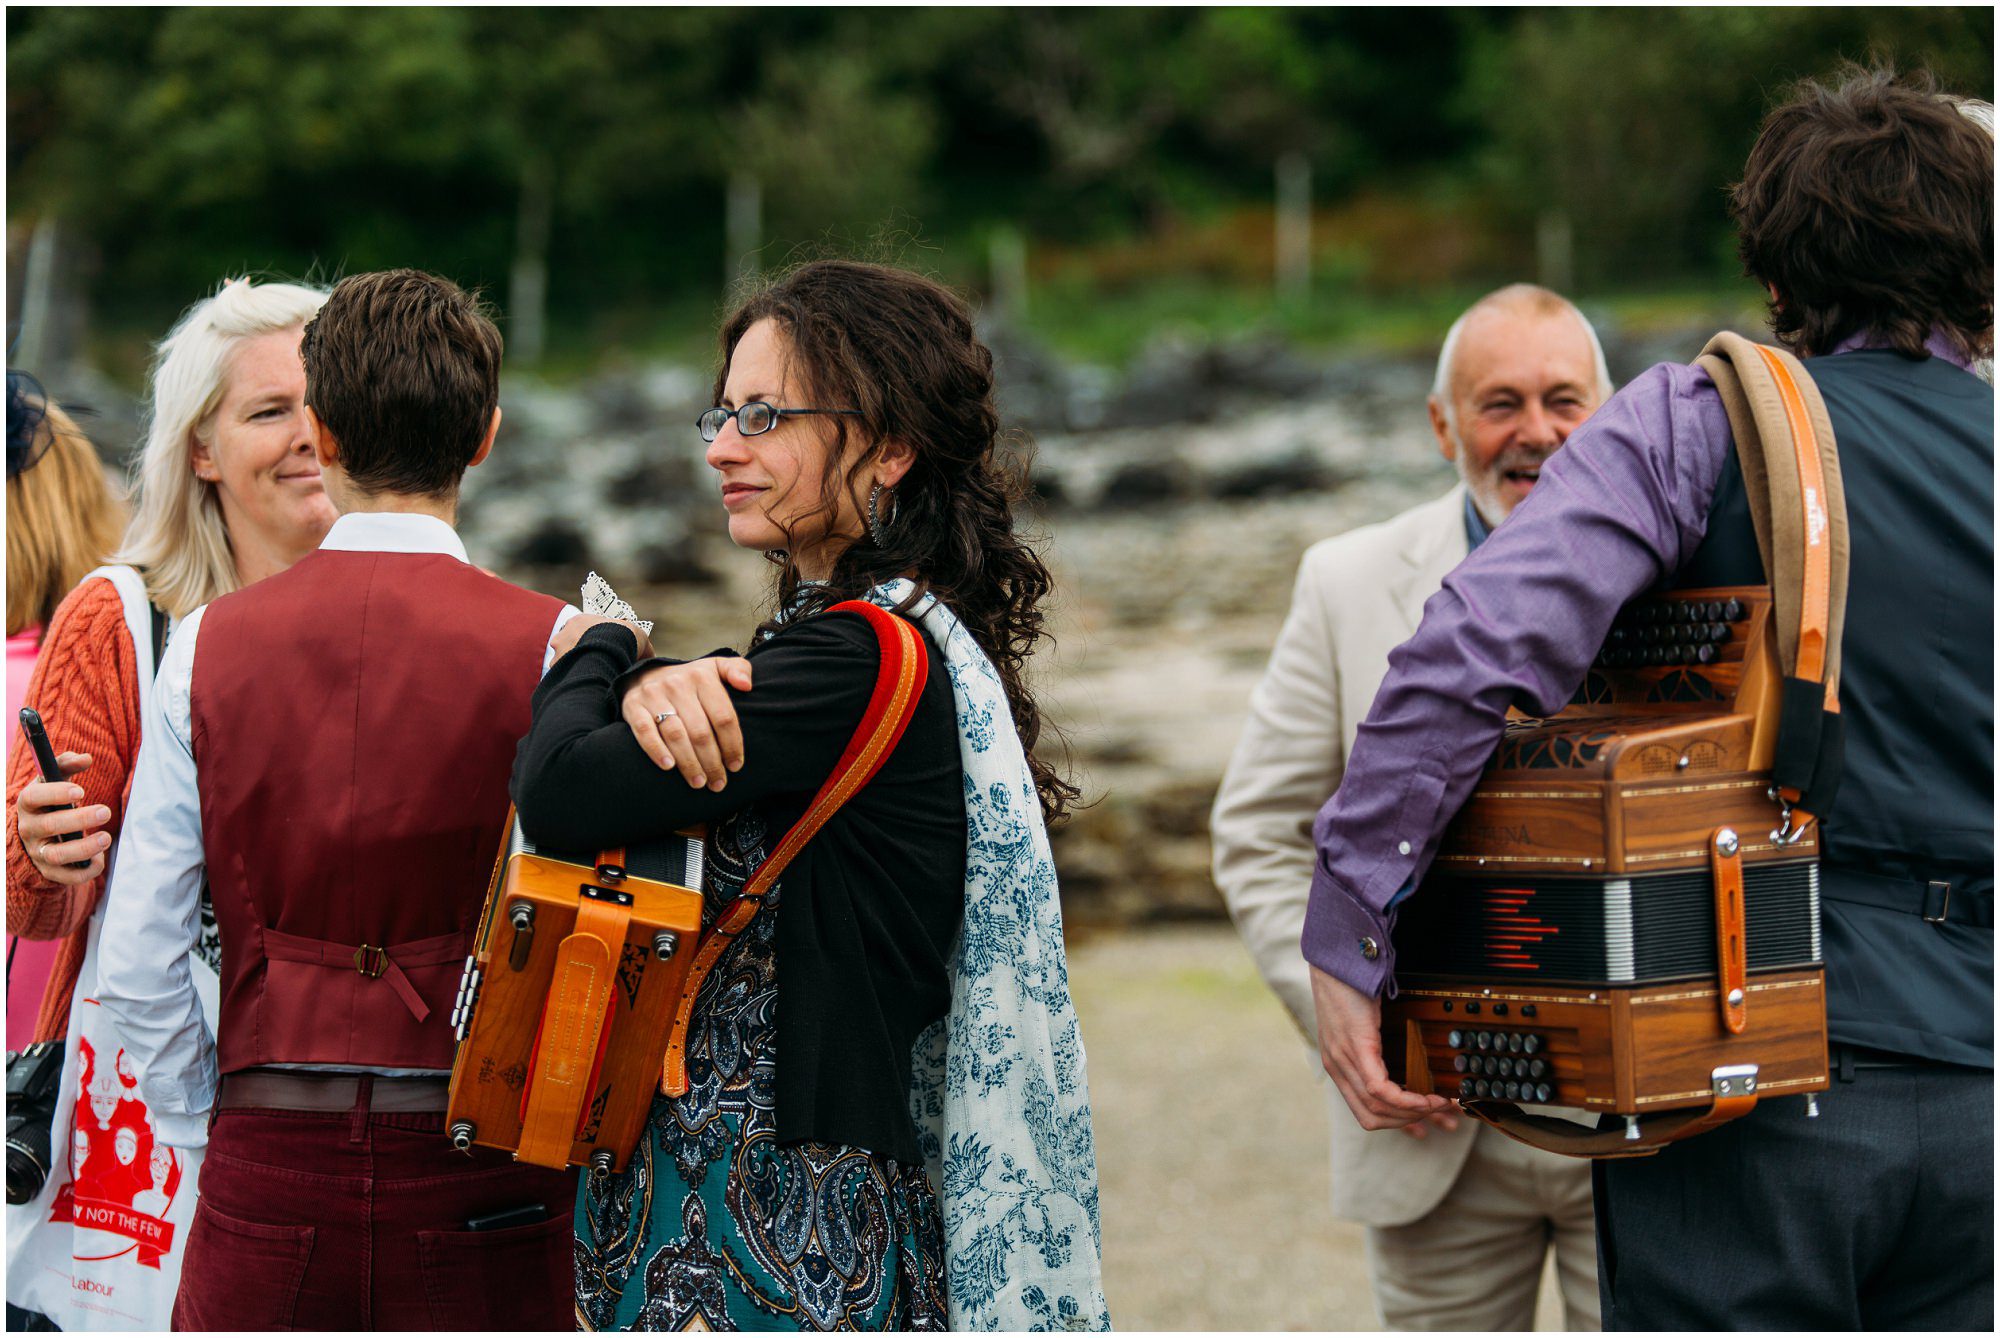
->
[1212,284,1614,1330]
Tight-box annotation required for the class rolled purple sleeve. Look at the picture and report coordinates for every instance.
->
[1303,362,1736,993]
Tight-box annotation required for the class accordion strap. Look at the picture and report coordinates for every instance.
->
[660,601,930,1097]
[1460,1091,1759,1159]
[1695,334,1850,827]
[514,894,628,1167]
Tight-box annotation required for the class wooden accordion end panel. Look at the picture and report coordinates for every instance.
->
[1383,587,1829,1144]
[446,820,706,1174]
[1382,969,1828,1117]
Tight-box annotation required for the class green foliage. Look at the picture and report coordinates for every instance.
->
[1469,7,1995,283]
[7,7,1991,372]
[729,51,938,241]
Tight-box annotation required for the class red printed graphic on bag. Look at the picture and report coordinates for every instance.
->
[47,1038,184,1268]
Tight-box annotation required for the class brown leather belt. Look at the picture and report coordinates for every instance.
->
[218,1069,451,1114]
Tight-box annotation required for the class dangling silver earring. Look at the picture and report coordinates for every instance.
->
[867,483,898,547]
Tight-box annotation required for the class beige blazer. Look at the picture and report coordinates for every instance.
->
[1211,484,1478,1228]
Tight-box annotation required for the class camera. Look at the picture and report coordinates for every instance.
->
[6,1041,65,1205]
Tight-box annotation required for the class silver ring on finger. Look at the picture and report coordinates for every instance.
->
[654,707,677,724]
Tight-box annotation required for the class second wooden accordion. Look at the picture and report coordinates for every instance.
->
[444,821,705,1175]
[1382,585,1830,1152]
[1383,334,1847,1157]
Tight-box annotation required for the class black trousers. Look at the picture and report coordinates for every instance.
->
[1595,1058,1993,1330]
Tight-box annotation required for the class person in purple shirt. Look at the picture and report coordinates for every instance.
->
[1304,68,1993,1330]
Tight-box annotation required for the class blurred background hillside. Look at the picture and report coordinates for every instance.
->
[8,9,1992,1327]
[10,7,1991,378]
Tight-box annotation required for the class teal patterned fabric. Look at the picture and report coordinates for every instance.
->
[869,582,1111,1332]
[575,810,949,1331]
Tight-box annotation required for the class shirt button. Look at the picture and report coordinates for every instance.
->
[1398,840,1412,856]
[1358,936,1380,961]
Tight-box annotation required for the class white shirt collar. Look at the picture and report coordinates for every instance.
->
[319,512,469,564]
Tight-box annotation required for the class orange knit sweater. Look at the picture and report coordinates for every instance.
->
[5,576,142,1041]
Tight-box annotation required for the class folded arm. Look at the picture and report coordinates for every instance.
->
[512,615,881,852]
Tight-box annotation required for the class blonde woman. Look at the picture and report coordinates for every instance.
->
[4,278,331,1332]
[5,375,125,1049]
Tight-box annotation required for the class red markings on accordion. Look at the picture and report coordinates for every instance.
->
[1484,889,1558,971]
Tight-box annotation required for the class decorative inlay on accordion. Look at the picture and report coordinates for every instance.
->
[1383,586,1831,1132]
[445,818,706,1174]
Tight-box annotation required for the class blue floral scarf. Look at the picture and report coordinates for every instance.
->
[860,580,1110,1332]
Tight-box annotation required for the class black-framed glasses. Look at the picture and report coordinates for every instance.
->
[696,402,862,442]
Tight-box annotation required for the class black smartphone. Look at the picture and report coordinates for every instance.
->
[18,708,85,862]
[464,1203,548,1232]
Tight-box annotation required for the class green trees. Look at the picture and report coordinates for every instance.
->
[8,7,1990,366]
[1469,7,1996,285]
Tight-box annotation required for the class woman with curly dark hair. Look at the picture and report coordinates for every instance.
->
[515,260,1107,1332]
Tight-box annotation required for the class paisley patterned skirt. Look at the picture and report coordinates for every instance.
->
[574,811,949,1331]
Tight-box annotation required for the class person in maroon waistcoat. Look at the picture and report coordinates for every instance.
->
[93,269,587,1331]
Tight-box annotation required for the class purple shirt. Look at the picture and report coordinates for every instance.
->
[1303,329,1978,995]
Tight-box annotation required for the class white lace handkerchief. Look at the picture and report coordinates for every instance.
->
[580,570,654,636]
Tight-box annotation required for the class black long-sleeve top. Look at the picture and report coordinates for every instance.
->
[511,613,966,1164]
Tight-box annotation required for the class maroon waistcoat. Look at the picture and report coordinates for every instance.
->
[190,548,563,1073]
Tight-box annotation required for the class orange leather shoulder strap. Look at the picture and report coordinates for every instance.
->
[660,601,930,1096]
[1749,344,1836,711]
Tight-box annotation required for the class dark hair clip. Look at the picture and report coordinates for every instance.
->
[7,369,52,479]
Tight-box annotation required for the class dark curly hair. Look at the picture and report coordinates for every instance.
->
[1733,66,1993,361]
[716,259,1077,827]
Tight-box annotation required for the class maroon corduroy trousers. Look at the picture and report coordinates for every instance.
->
[169,1093,575,1330]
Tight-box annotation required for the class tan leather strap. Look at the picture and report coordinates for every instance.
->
[1695,334,1850,828]
[1711,827,1748,1035]
[1463,1091,1759,1159]
[514,895,629,1167]
[1695,335,1849,711]
[660,602,930,1098]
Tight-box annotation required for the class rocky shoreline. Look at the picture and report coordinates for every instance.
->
[60,316,1743,924]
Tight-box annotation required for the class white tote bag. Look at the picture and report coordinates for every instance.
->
[5,566,221,1330]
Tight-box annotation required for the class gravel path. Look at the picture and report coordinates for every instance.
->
[1068,924,1568,1331]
